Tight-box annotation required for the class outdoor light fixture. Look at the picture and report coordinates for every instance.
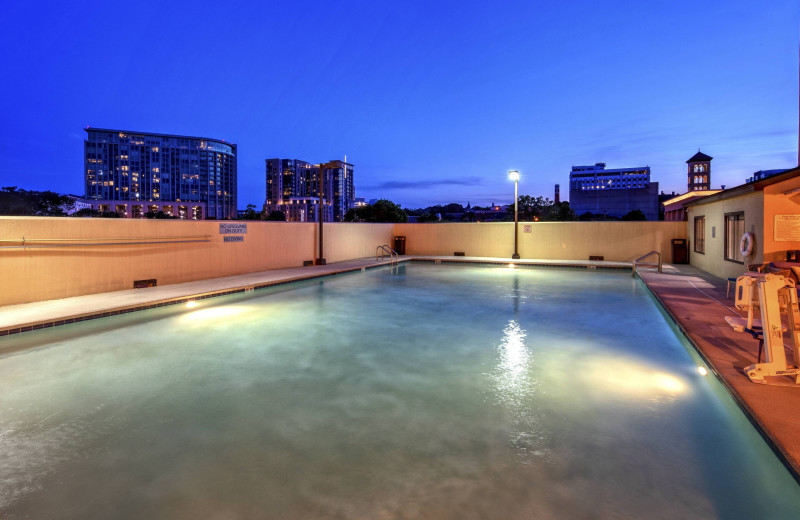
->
[186,300,198,308]
[509,170,520,260]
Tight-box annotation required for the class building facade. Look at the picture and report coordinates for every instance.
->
[568,163,659,220]
[84,128,237,219]
[687,167,800,279]
[77,199,206,219]
[264,158,354,222]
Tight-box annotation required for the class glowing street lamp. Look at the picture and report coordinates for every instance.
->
[509,170,520,259]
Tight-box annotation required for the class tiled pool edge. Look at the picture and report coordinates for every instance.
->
[0,257,632,337]
[636,273,800,485]
[0,259,407,337]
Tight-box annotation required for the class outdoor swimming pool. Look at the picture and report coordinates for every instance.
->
[1,263,799,519]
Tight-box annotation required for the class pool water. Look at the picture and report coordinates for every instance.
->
[1,263,799,519]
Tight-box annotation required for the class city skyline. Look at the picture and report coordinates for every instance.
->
[0,1,798,209]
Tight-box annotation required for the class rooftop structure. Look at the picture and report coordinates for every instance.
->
[746,169,790,183]
[569,163,659,220]
[687,151,713,191]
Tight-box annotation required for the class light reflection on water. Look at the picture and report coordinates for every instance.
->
[0,264,799,519]
[492,319,550,462]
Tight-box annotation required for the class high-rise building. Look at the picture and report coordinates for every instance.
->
[265,159,311,208]
[264,158,354,222]
[322,160,355,222]
[84,128,237,219]
[568,162,659,220]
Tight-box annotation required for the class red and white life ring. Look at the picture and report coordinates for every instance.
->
[739,232,754,257]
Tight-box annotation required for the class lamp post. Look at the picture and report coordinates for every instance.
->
[509,170,520,259]
[316,167,326,265]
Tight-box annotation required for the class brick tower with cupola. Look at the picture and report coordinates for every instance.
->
[686,151,712,191]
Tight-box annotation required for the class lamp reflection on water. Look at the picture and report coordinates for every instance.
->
[496,320,530,397]
[493,319,550,460]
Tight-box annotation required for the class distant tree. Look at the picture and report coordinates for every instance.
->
[266,210,286,221]
[621,209,647,221]
[578,211,620,221]
[240,204,261,220]
[74,208,101,218]
[144,210,176,219]
[541,201,576,222]
[0,188,32,215]
[344,199,408,223]
[505,195,553,221]
[0,187,73,216]
[35,191,74,216]
[415,212,439,223]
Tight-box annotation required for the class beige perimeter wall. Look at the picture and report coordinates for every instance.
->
[1,218,688,306]
[0,217,394,306]
[394,222,687,263]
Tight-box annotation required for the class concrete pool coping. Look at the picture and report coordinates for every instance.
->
[1,255,798,481]
[0,256,629,334]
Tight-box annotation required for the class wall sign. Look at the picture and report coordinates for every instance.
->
[775,215,800,242]
[219,223,247,234]
[224,235,244,243]
[523,225,532,233]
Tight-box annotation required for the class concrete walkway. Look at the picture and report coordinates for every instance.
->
[1,256,797,479]
[638,264,800,479]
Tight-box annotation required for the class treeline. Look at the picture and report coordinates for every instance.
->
[403,197,578,222]
[0,187,74,216]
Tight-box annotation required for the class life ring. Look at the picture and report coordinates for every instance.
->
[739,232,754,257]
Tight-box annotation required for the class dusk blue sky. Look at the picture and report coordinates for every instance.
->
[0,1,797,209]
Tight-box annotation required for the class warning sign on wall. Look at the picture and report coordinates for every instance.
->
[775,215,800,242]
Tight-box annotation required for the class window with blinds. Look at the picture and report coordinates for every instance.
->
[724,212,745,263]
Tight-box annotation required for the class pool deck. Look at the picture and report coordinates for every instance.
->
[1,255,798,480]
[637,264,800,480]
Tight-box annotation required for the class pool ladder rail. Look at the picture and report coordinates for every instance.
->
[376,245,399,266]
[632,250,662,278]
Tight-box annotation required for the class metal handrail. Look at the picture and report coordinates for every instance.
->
[376,245,398,265]
[632,250,662,278]
[0,235,212,249]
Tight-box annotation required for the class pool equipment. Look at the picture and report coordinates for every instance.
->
[725,273,800,386]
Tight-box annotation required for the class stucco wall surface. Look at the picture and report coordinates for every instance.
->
[763,176,800,263]
[0,217,394,305]
[687,191,764,280]
[393,222,686,262]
